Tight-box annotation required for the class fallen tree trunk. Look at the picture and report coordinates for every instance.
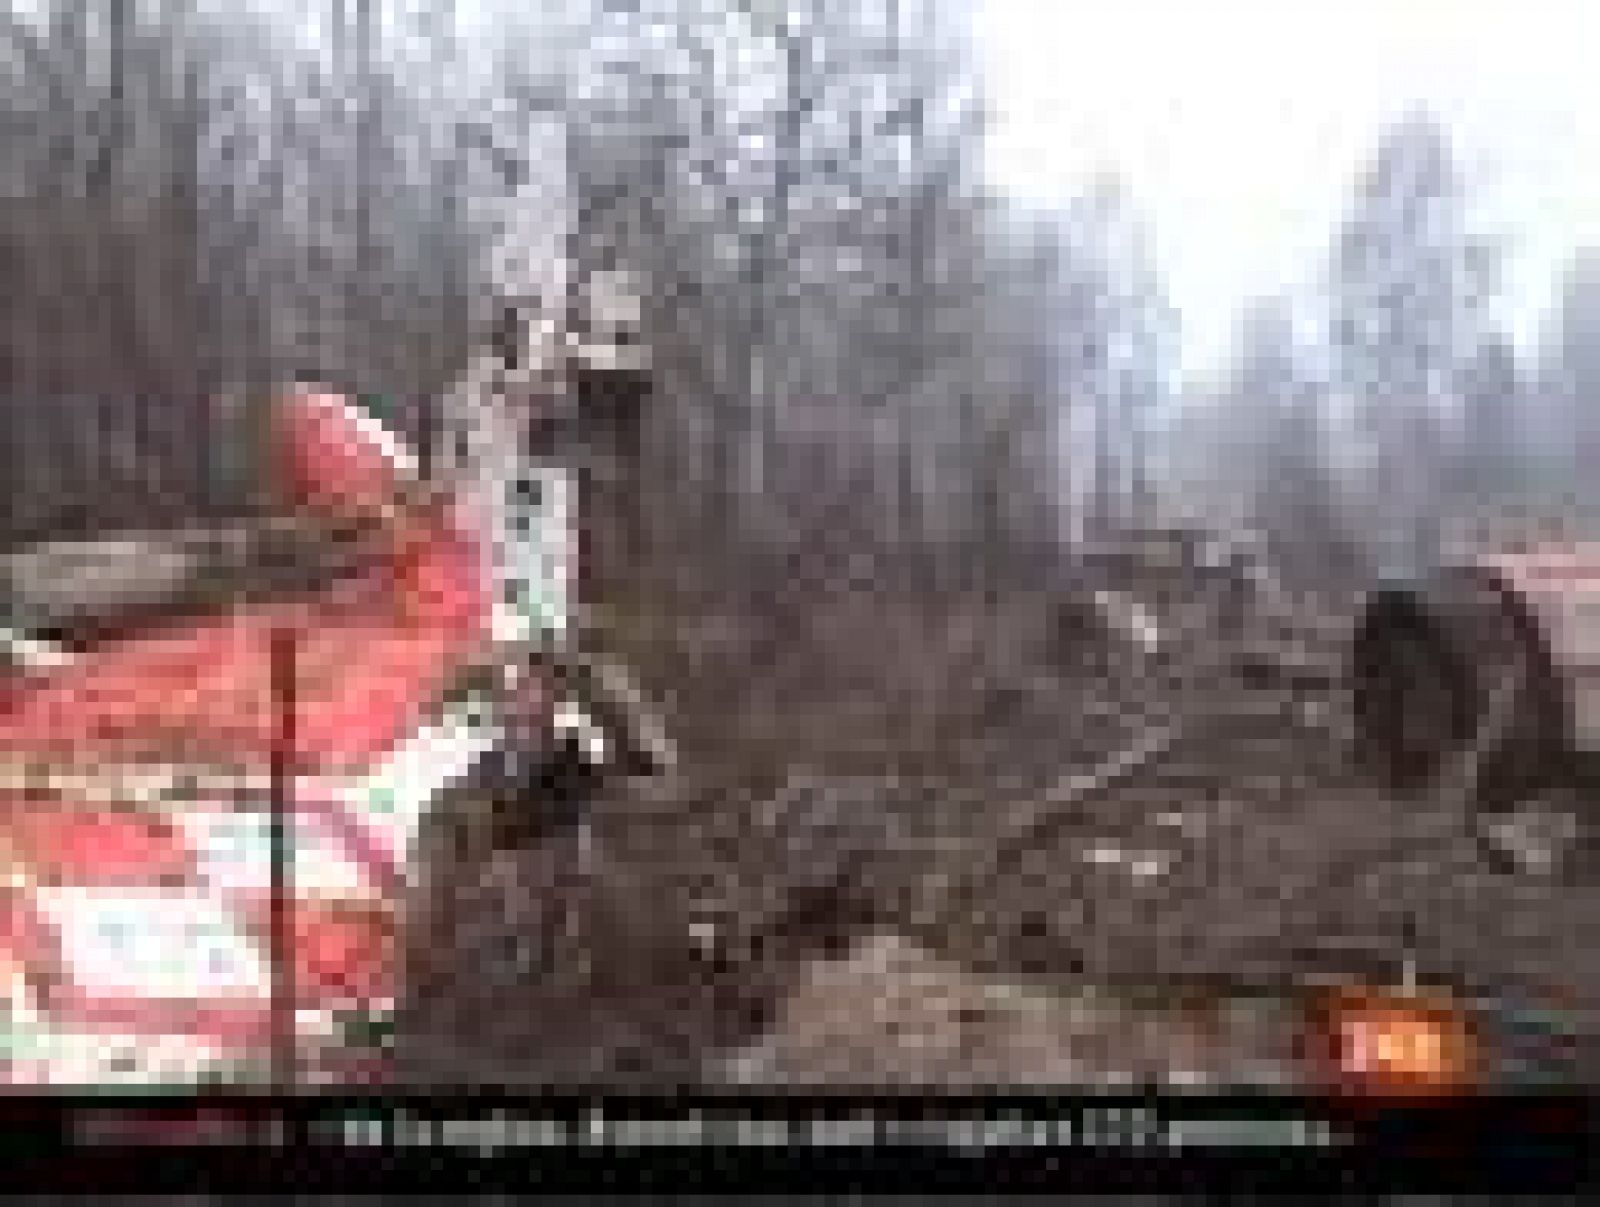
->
[0,514,395,641]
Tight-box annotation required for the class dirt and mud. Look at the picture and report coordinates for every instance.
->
[398,553,1600,1088]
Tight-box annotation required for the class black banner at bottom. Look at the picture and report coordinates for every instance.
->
[1,1093,1590,1192]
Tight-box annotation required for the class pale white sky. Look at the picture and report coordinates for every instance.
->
[979,0,1600,385]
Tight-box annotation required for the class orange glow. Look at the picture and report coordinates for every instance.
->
[1311,988,1479,1096]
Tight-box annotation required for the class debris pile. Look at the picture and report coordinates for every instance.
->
[405,526,1600,1088]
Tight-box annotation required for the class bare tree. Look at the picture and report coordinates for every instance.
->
[1540,249,1600,513]
[1324,108,1500,577]
[1229,298,1359,589]
[482,0,1026,600]
[0,0,499,550]
[1453,328,1525,514]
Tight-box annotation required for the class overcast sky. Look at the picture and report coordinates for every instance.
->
[979,0,1600,385]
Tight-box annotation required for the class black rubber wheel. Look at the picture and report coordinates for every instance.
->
[1351,572,1571,810]
[1437,568,1570,812]
[1351,587,1477,797]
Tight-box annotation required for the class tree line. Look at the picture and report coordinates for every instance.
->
[1,1,1590,596]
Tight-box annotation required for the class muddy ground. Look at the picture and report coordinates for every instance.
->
[397,566,1600,1088]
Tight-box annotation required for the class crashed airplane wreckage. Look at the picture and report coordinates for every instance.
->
[0,276,671,1086]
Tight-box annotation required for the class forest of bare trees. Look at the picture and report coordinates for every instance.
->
[5,0,1600,598]
[0,0,1167,609]
[0,0,490,544]
[1168,107,1600,588]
